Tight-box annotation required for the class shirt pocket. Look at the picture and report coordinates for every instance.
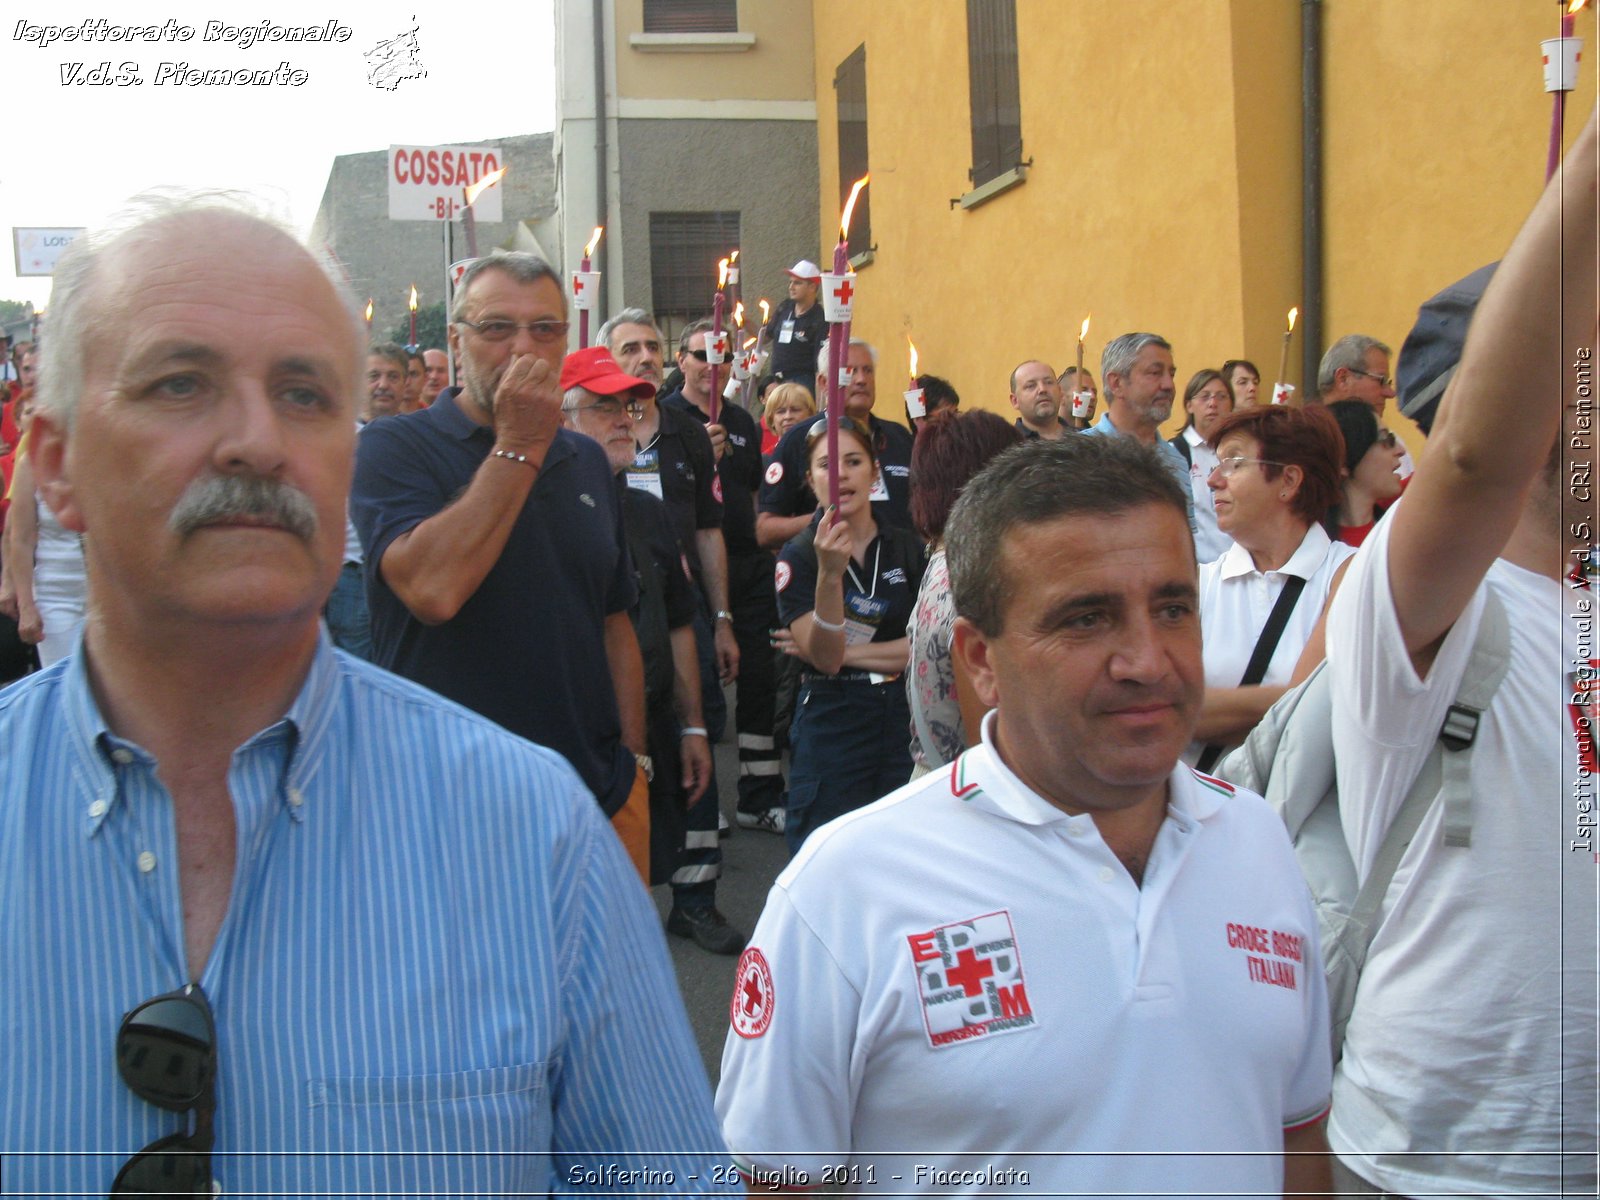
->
[305,1061,551,1194]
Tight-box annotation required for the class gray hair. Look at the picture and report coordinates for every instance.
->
[1100,332,1171,393]
[450,253,564,322]
[37,190,361,427]
[945,436,1191,636]
[561,385,592,412]
[1317,333,1390,394]
[815,336,878,384]
[596,307,661,352]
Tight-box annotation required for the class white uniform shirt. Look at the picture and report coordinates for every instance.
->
[717,722,1331,1196]
[1183,425,1233,564]
[1324,501,1598,1195]
[1185,523,1355,764]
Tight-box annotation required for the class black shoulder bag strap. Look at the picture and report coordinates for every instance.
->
[1195,575,1309,774]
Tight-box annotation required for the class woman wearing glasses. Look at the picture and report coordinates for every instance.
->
[1185,405,1355,771]
[1325,399,1406,548]
[774,417,925,854]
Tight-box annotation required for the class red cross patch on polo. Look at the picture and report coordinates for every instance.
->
[906,910,1035,1049]
[731,947,775,1038]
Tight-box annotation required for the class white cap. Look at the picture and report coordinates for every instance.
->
[786,259,823,281]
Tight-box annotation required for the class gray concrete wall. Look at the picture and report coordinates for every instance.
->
[309,132,556,339]
[614,118,819,333]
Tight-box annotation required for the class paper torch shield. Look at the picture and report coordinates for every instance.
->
[1071,391,1094,419]
[570,270,601,312]
[449,258,476,287]
[820,273,856,322]
[1272,383,1296,406]
[732,347,757,381]
[706,331,731,364]
[904,388,926,419]
[1542,37,1583,93]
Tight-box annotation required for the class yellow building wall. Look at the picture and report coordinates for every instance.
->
[811,0,1595,448]
[614,0,816,101]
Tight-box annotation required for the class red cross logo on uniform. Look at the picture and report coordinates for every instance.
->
[730,947,775,1038]
[945,947,994,996]
[832,277,854,306]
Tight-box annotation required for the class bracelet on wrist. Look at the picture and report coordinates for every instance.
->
[679,726,708,739]
[491,448,538,469]
[810,612,846,633]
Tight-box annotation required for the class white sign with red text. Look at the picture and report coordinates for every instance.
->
[388,144,504,222]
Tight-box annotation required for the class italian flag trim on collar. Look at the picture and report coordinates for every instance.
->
[949,751,984,800]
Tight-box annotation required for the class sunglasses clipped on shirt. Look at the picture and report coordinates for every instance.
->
[113,983,217,1197]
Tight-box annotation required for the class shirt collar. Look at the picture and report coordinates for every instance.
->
[1217,522,1332,582]
[62,634,344,836]
[1182,425,1206,448]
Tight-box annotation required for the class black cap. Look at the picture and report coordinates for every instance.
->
[1396,262,1497,434]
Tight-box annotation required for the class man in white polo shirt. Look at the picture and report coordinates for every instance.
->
[717,435,1332,1195]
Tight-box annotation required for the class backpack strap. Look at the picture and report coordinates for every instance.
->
[1342,590,1511,973]
[1195,576,1309,773]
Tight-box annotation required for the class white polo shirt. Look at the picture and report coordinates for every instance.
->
[717,723,1331,1196]
[1185,523,1355,765]
[1325,502,1598,1195]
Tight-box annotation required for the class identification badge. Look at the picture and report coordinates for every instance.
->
[843,592,888,646]
[779,320,795,344]
[868,473,890,502]
[627,446,664,499]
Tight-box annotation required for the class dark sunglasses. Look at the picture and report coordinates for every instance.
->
[113,984,217,1197]
[683,348,710,362]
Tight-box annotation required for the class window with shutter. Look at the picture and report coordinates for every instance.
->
[966,0,1022,189]
[642,0,738,34]
[834,44,871,260]
[648,211,742,346]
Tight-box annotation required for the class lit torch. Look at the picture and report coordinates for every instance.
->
[407,285,418,349]
[823,174,870,508]
[904,337,926,421]
[710,256,730,425]
[461,165,508,259]
[1274,307,1299,405]
[364,299,374,333]
[1546,0,1589,181]
[576,225,604,348]
[1075,314,1090,393]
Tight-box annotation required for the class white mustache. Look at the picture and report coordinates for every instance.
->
[168,474,319,541]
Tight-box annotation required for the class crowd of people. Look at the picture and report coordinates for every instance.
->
[0,108,1593,1197]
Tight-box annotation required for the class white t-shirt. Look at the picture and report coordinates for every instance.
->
[1183,425,1233,564]
[1185,523,1355,764]
[717,722,1331,1196]
[1324,503,1598,1195]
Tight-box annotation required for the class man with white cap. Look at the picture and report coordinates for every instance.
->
[762,259,828,392]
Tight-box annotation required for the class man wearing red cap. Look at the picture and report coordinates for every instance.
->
[761,259,827,391]
[561,348,727,918]
[352,254,651,877]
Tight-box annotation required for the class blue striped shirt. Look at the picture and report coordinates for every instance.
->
[0,640,735,1196]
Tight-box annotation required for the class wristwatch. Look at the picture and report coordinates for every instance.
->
[634,753,654,783]
[714,610,734,624]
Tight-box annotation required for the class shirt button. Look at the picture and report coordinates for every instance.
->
[1097,866,1115,883]
[287,786,305,808]
[137,851,157,873]
[1067,824,1087,838]
[88,800,109,819]
[110,748,135,765]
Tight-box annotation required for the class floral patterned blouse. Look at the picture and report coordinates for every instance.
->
[906,548,964,770]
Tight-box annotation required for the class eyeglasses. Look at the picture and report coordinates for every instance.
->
[568,397,645,421]
[683,349,711,363]
[1376,429,1399,449]
[1211,456,1288,479]
[1350,368,1394,389]
[456,318,570,344]
[1193,390,1232,404]
[113,983,217,1197]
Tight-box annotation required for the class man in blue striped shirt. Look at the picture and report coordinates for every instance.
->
[0,196,732,1197]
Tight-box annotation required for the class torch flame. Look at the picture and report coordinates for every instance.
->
[729,249,739,265]
[1079,314,1091,342]
[744,336,757,349]
[408,285,418,312]
[759,299,770,324]
[734,301,745,326]
[840,174,870,241]
[908,336,919,379]
[1286,306,1298,332]
[718,257,730,289]
[1570,0,1587,15]
[583,225,604,258]
[364,299,373,322]
[464,167,508,207]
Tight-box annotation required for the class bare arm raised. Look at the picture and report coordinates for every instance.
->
[1387,106,1597,667]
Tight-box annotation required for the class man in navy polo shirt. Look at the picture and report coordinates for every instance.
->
[755,337,914,551]
[351,253,651,870]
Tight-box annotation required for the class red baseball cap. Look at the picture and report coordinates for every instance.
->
[560,346,654,399]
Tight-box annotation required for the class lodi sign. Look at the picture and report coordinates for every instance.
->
[387,144,504,222]
[13,228,86,277]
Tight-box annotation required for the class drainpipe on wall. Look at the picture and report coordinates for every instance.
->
[593,0,609,319]
[1301,0,1323,391]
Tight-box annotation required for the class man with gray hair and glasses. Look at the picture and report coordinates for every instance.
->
[1318,333,1413,480]
[352,253,654,874]
[1083,331,1195,529]
[1,203,729,1195]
